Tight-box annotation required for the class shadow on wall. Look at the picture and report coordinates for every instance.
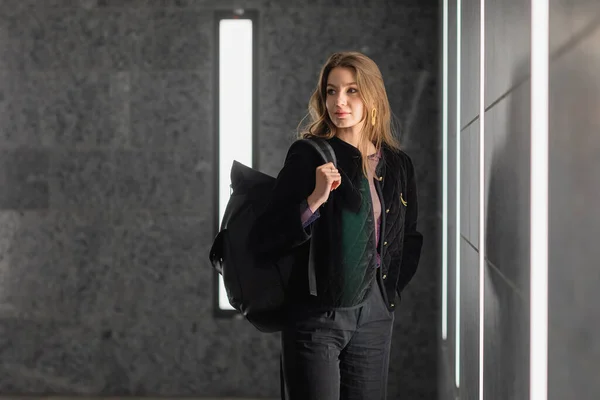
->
[545,16,600,397]
[484,11,600,398]
[484,57,531,398]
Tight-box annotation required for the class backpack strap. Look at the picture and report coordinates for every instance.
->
[300,137,336,297]
[302,137,337,167]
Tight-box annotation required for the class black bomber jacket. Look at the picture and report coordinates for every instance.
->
[250,135,423,311]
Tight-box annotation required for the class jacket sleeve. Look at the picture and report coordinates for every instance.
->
[249,141,320,256]
[300,198,321,228]
[396,154,424,295]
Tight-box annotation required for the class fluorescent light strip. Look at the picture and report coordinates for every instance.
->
[530,0,549,399]
[442,0,449,341]
[479,0,486,398]
[218,19,254,310]
[455,0,462,388]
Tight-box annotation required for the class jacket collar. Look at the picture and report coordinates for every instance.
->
[328,135,389,183]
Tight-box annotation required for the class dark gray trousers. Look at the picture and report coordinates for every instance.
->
[280,284,395,400]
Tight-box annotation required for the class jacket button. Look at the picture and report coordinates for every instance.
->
[382,274,387,280]
[391,303,395,307]
[384,241,388,246]
[378,176,383,181]
[386,209,390,213]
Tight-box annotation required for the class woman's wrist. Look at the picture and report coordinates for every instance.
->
[307,193,324,212]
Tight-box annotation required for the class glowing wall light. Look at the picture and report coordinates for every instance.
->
[442,0,449,341]
[217,17,254,311]
[455,0,462,388]
[530,0,549,399]
[479,0,486,398]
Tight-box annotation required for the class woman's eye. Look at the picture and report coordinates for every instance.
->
[348,88,358,94]
[326,89,336,95]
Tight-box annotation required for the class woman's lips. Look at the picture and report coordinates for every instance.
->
[334,112,349,118]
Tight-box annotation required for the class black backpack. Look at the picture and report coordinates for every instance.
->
[208,138,337,333]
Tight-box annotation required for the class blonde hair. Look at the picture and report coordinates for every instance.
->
[298,51,400,177]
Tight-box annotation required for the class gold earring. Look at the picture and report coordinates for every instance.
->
[371,108,377,126]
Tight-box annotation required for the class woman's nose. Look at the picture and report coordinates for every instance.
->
[336,94,347,106]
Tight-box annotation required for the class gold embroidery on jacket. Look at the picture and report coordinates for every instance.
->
[400,193,407,207]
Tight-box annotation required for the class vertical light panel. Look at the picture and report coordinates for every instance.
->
[442,0,449,341]
[530,0,549,399]
[455,0,462,389]
[218,19,253,310]
[479,0,486,398]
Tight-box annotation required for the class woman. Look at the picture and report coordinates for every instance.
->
[251,52,423,400]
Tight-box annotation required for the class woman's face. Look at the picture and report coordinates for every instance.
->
[325,67,365,132]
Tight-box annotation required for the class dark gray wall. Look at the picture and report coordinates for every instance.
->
[442,0,532,398]
[548,2,600,399]
[483,1,532,398]
[440,0,600,399]
[0,0,439,397]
